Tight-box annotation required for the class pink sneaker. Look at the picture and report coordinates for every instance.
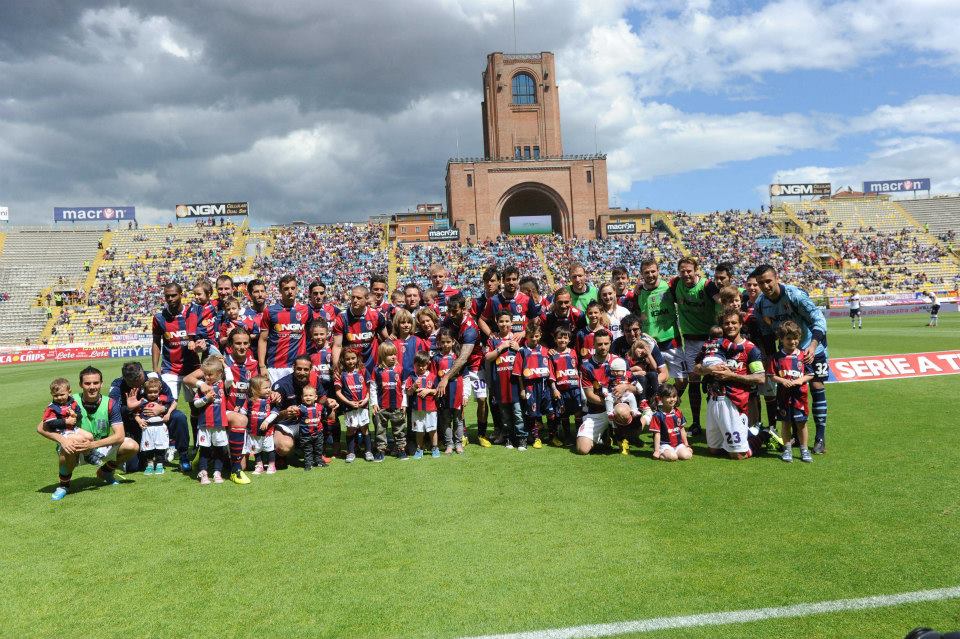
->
[252,461,265,475]
[198,470,211,485]
[265,463,277,475]
[213,471,224,484]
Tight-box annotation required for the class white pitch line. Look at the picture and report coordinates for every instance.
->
[461,585,960,639]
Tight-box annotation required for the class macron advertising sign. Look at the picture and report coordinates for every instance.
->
[862,178,930,194]
[54,206,135,222]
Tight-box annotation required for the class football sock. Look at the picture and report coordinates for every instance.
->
[228,430,245,474]
[364,431,372,454]
[764,396,778,428]
[213,447,224,473]
[811,386,827,442]
[347,433,356,456]
[58,464,72,488]
[688,382,702,424]
[198,447,210,472]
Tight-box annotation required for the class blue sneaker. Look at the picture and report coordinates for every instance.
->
[179,458,192,473]
[96,468,120,485]
[431,447,441,458]
[397,451,409,461]
[154,464,165,475]
[143,463,154,476]
[413,449,424,460]
[51,487,68,501]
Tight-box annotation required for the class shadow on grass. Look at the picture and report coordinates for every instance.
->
[36,474,135,496]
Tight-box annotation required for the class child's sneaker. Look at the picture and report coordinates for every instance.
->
[51,486,68,501]
[198,470,211,485]
[345,453,356,463]
[444,446,453,455]
[413,448,424,460]
[620,439,630,456]
[532,438,543,449]
[320,455,333,465]
[364,451,375,462]
[397,450,409,461]
[265,462,277,474]
[154,464,165,476]
[800,448,813,463]
[431,447,441,458]
[213,471,224,484]
[315,458,328,468]
[252,461,265,475]
[504,443,515,449]
[230,471,251,485]
[303,462,313,471]
[143,462,155,476]
[517,444,527,452]
[374,452,385,462]
[461,435,469,447]
[550,436,564,448]
[478,436,493,448]
[781,447,793,463]
[454,444,463,454]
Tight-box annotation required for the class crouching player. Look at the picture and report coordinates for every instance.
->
[770,321,814,464]
[650,385,692,461]
[186,356,248,484]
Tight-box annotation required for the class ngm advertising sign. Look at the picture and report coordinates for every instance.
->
[175,202,249,218]
[862,178,930,194]
[54,206,135,222]
[769,183,832,197]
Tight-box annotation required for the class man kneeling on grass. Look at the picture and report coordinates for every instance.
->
[37,366,140,501]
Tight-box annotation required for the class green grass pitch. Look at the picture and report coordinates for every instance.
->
[1,313,958,638]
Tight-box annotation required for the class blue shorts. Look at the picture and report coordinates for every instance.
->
[778,406,808,424]
[555,389,583,417]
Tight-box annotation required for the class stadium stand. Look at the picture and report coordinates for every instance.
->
[542,232,682,285]
[897,195,960,240]
[0,227,102,346]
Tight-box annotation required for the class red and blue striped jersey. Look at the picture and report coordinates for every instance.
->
[309,347,334,394]
[432,284,461,317]
[580,354,616,414]
[260,302,309,369]
[307,302,340,329]
[336,369,370,404]
[701,338,763,413]
[219,315,259,348]
[773,348,811,413]
[550,349,580,392]
[512,345,555,390]
[443,314,483,372]
[470,294,493,322]
[188,301,219,343]
[417,330,439,360]
[539,307,584,349]
[384,335,430,380]
[152,305,199,375]
[575,327,601,360]
[651,408,686,447]
[405,371,438,412]
[42,399,82,432]
[433,352,464,410]
[333,307,385,373]
[298,403,325,435]
[487,335,520,404]
[224,351,259,411]
[480,291,541,335]
[372,365,405,410]
[241,397,277,436]
[197,382,228,430]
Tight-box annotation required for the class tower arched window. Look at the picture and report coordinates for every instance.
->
[511,73,536,105]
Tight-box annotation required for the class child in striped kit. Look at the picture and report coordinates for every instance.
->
[512,323,554,449]
[406,351,440,459]
[191,356,247,485]
[548,328,581,446]
[297,386,327,470]
[434,327,465,455]
[335,349,372,463]
[370,342,407,461]
[241,376,279,475]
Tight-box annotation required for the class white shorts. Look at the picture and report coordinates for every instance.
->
[680,339,705,379]
[79,443,121,466]
[660,345,685,380]
[463,370,488,401]
[343,407,370,429]
[576,412,611,444]
[161,373,196,403]
[141,424,169,451]
[706,396,750,453]
[275,423,299,439]
[197,427,228,448]
[267,367,293,385]
[659,443,689,454]
[244,433,275,454]
[411,410,437,433]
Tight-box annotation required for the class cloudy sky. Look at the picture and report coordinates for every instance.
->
[2,0,959,226]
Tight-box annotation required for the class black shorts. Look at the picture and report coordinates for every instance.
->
[931,304,941,316]
[849,308,860,317]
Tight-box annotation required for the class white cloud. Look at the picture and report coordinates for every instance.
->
[852,95,960,134]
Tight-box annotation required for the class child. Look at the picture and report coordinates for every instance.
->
[190,356,247,484]
[548,328,581,446]
[241,376,279,474]
[718,286,742,317]
[370,342,408,461]
[700,325,726,368]
[770,320,814,463]
[434,327,465,454]
[512,323,554,449]
[486,309,525,450]
[218,297,257,351]
[415,307,440,356]
[138,377,174,475]
[39,378,94,501]
[605,357,651,455]
[297,386,327,470]
[575,301,609,360]
[626,336,660,402]
[406,351,440,459]
[335,349,372,463]
[650,385,693,461]
[308,320,339,459]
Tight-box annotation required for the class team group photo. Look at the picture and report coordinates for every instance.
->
[2,2,959,638]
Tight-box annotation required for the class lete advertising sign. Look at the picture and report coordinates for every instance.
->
[827,350,960,383]
[54,206,135,222]
[769,183,832,197]
[175,202,248,218]
[862,178,930,194]
[0,346,111,366]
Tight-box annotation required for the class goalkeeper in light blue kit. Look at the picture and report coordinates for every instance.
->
[753,265,830,455]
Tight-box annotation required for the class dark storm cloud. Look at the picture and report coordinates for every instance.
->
[0,1,587,225]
